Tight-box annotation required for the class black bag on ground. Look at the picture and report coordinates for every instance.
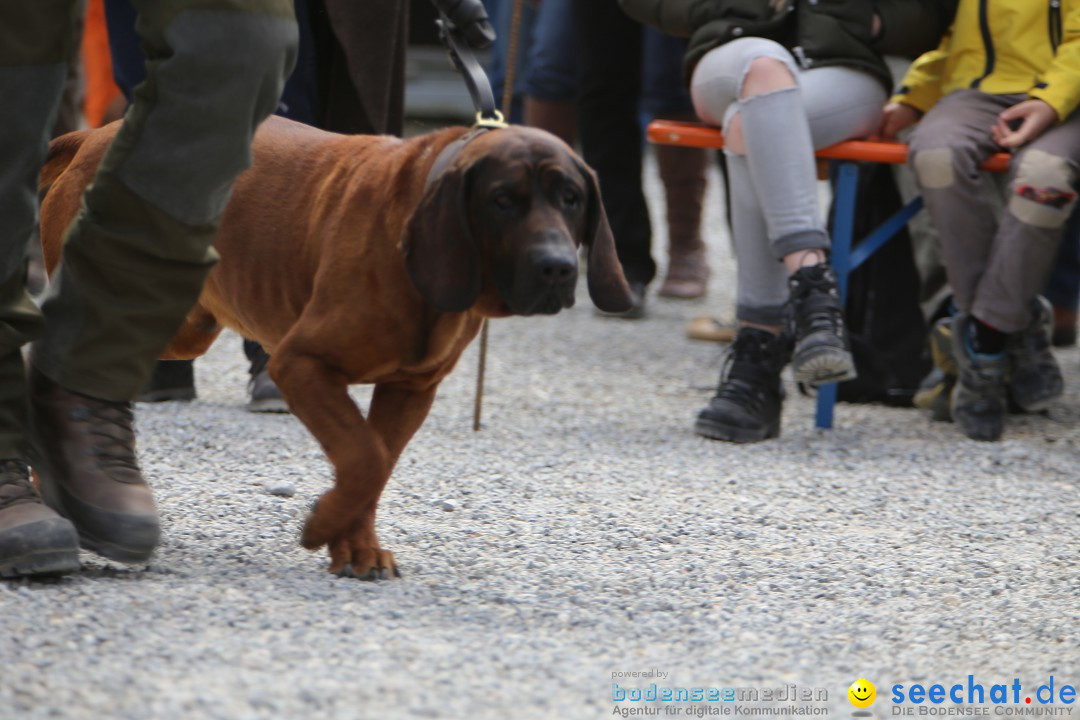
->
[829,162,931,406]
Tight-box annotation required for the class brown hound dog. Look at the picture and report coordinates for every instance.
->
[39,116,631,578]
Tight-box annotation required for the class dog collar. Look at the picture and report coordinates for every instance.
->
[424,111,508,191]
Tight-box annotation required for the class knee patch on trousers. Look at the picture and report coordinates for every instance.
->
[1008,149,1078,229]
[913,147,956,190]
[115,10,298,226]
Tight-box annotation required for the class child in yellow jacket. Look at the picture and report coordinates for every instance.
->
[881,0,1080,442]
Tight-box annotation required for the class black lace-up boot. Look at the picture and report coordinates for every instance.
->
[694,327,790,443]
[786,264,856,386]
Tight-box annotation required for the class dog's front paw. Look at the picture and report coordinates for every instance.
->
[331,540,401,581]
[301,492,400,580]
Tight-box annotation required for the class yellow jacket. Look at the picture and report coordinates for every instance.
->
[893,0,1080,121]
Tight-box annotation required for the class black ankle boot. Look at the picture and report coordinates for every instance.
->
[694,327,790,444]
[137,360,196,403]
[787,264,856,386]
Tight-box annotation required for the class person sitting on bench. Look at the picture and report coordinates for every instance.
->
[881,0,1079,442]
[618,0,957,443]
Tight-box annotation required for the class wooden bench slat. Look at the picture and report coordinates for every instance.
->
[646,119,1011,174]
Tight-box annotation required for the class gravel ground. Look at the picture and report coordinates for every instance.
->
[4,153,1080,720]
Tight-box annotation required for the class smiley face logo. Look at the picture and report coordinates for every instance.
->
[848,679,876,708]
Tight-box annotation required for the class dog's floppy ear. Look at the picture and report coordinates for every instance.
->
[576,159,632,313]
[403,165,481,312]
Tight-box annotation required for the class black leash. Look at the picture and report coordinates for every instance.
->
[431,0,506,127]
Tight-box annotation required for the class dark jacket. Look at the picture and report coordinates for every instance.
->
[618,0,958,89]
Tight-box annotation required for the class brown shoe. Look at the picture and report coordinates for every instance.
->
[658,247,710,299]
[0,459,80,577]
[686,315,736,343]
[28,368,159,563]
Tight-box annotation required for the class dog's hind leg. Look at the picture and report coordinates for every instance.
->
[160,305,222,360]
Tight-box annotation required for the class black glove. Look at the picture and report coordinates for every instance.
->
[430,0,495,49]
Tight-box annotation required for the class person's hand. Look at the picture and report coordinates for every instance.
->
[430,0,495,49]
[992,99,1059,148]
[878,102,920,139]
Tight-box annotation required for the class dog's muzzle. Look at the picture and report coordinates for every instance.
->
[506,241,579,315]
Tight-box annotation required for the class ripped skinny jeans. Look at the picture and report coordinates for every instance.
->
[690,37,886,324]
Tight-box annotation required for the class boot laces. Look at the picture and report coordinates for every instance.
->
[790,267,845,339]
[714,332,783,410]
[0,459,37,510]
[74,401,140,474]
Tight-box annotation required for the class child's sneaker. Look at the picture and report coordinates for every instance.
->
[1008,296,1064,413]
[928,315,958,376]
[950,314,1007,441]
[913,365,954,422]
[914,316,957,422]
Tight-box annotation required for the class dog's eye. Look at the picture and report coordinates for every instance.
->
[562,188,582,209]
[492,192,516,210]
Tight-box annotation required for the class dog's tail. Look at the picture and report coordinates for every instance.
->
[38,129,91,200]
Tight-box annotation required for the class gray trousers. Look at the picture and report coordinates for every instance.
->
[0,0,297,458]
[689,37,886,325]
[908,89,1080,332]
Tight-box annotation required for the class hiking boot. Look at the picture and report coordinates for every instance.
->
[694,327,790,443]
[786,264,856,386]
[246,347,289,414]
[28,368,160,563]
[950,314,1007,441]
[1008,296,1064,413]
[0,460,80,577]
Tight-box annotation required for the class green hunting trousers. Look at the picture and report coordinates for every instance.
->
[0,0,298,458]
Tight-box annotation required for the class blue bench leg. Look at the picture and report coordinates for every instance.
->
[815,161,860,430]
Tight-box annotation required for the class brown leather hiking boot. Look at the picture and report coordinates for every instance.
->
[0,459,80,577]
[28,368,159,563]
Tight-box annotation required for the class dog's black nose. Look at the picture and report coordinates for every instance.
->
[532,248,577,285]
